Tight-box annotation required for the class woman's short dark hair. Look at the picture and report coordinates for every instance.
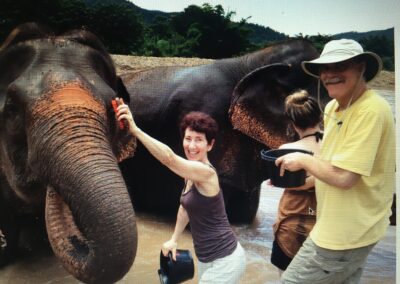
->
[285,90,322,130]
[179,111,218,144]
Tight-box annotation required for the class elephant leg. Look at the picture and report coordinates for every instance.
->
[17,212,49,255]
[0,176,20,267]
[0,205,19,267]
[224,185,261,224]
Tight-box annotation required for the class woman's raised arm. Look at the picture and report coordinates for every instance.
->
[115,98,214,183]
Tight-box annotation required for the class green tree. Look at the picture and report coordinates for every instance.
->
[360,35,394,71]
[0,0,144,55]
[87,3,143,54]
[0,0,61,38]
[0,0,92,37]
[140,16,178,56]
[51,0,91,31]
[148,16,174,39]
[293,33,334,53]
[170,4,251,58]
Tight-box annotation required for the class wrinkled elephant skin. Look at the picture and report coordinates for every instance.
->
[0,23,137,283]
[120,40,329,223]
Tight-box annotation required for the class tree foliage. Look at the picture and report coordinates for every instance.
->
[88,2,143,54]
[0,0,143,54]
[0,0,394,69]
[293,33,334,53]
[245,23,287,45]
[360,35,394,71]
[141,4,253,58]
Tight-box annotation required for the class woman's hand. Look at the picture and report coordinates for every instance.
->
[162,239,178,261]
[115,97,138,135]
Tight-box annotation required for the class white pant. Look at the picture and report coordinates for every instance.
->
[198,242,246,284]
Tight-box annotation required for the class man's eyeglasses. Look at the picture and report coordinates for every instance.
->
[318,60,355,74]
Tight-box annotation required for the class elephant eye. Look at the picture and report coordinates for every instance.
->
[4,96,21,116]
[5,100,18,114]
[3,97,24,134]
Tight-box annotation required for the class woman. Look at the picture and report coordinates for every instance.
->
[116,99,246,283]
[269,90,322,274]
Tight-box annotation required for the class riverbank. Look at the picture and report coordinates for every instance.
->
[370,70,395,90]
[112,55,395,91]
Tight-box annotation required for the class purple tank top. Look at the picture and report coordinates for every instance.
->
[180,183,237,263]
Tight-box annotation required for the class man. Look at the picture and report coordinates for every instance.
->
[276,39,395,283]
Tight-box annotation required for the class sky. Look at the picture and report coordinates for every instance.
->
[129,0,399,37]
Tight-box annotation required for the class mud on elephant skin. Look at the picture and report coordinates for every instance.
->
[0,23,138,283]
[119,40,329,224]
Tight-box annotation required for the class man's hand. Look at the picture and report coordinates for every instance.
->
[275,152,308,176]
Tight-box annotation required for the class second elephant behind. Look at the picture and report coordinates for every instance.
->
[119,39,329,223]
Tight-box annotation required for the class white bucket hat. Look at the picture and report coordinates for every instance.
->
[301,39,382,82]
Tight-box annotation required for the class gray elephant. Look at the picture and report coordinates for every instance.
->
[119,40,329,223]
[0,23,137,283]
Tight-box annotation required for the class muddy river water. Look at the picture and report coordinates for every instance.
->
[0,184,395,284]
[0,90,396,283]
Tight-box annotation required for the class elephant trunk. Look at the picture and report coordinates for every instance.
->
[28,84,137,283]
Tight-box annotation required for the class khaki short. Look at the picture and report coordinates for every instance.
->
[282,237,375,284]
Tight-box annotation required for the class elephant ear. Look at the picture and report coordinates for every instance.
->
[111,78,135,162]
[0,24,49,109]
[111,121,136,163]
[0,22,53,51]
[116,77,131,104]
[229,63,294,149]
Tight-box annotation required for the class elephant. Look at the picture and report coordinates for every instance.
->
[119,39,329,224]
[0,23,138,283]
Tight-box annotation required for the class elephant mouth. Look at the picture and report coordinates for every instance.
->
[45,186,90,270]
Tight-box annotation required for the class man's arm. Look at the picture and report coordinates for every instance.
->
[276,153,360,189]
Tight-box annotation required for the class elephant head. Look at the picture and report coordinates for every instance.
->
[0,23,137,283]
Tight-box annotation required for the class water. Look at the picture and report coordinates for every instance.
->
[0,90,395,283]
[376,89,395,116]
[0,183,395,283]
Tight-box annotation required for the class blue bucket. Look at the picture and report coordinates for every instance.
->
[261,149,313,188]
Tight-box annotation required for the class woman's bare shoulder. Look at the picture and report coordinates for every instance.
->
[279,140,319,153]
[279,141,303,149]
